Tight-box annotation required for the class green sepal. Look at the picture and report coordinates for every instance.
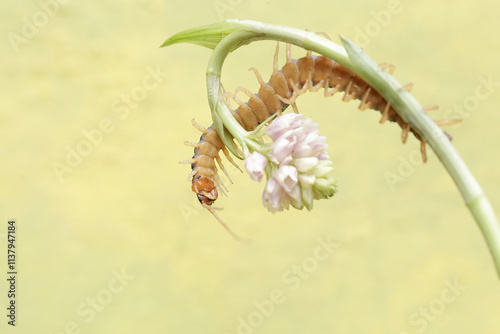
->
[247,113,278,140]
[211,86,243,159]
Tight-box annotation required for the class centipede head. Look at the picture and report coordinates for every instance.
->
[191,176,218,206]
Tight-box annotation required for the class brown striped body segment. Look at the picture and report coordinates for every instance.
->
[184,43,447,207]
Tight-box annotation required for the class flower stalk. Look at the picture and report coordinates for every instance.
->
[162,20,500,278]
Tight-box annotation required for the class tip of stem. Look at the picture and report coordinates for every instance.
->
[160,21,239,49]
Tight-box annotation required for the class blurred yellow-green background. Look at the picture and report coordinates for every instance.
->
[1,0,499,333]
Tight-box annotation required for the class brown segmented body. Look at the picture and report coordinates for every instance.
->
[182,43,449,212]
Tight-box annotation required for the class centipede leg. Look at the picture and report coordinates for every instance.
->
[283,47,305,109]
[215,155,233,184]
[309,79,326,93]
[401,123,411,143]
[224,90,245,107]
[316,31,332,40]
[302,50,317,92]
[275,92,300,113]
[273,42,280,72]
[186,169,197,181]
[420,140,428,163]
[325,84,340,97]
[342,78,356,102]
[423,105,439,112]
[306,53,325,93]
[191,119,208,134]
[249,67,267,87]
[286,43,293,62]
[234,86,255,100]
[359,87,372,111]
[179,158,197,165]
[273,76,301,112]
[183,141,198,148]
[380,102,391,124]
[221,146,242,172]
[213,173,228,196]
[435,119,462,126]
[400,83,414,92]
[379,62,396,74]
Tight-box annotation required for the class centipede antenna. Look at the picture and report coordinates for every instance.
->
[435,119,462,126]
[204,205,252,244]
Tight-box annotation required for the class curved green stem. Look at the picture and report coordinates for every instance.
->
[165,20,500,278]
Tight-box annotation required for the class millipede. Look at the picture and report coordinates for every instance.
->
[180,41,457,240]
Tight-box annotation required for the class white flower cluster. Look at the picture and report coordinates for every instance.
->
[244,113,338,213]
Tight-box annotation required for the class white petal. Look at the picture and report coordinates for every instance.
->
[245,152,268,182]
[294,157,319,173]
[317,151,329,160]
[267,113,303,140]
[299,173,316,187]
[275,165,298,193]
[271,136,296,164]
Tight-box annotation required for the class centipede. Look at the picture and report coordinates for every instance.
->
[180,41,457,240]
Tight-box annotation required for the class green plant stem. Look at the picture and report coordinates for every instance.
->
[202,20,500,277]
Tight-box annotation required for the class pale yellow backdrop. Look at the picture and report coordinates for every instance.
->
[1,0,499,333]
